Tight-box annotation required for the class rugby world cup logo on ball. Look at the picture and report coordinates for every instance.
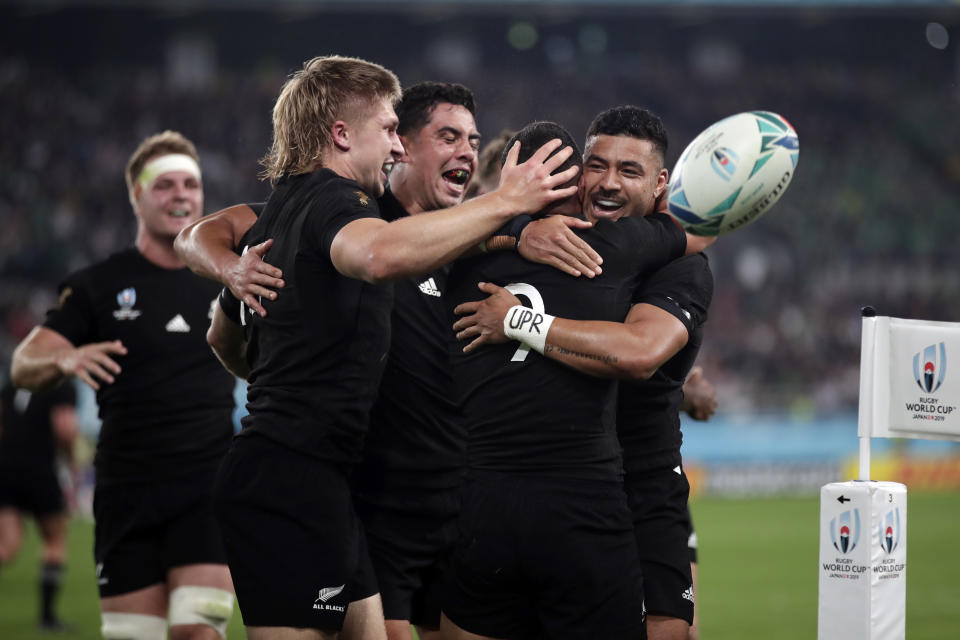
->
[668,111,799,236]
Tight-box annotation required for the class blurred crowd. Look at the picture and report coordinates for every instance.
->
[1,5,958,414]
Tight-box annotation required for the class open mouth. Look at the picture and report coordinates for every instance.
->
[382,161,394,178]
[169,209,191,218]
[591,198,624,215]
[443,168,471,187]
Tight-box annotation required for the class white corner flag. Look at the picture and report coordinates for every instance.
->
[818,311,960,640]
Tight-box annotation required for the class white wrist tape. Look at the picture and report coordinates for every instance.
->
[503,304,555,354]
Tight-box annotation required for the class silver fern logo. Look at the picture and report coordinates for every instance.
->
[315,585,345,604]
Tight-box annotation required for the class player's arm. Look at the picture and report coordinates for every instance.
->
[680,365,717,421]
[516,215,604,278]
[206,300,249,379]
[174,204,284,317]
[11,327,127,392]
[453,282,688,380]
[330,139,580,283]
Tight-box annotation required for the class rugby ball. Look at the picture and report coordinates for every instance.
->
[667,111,799,236]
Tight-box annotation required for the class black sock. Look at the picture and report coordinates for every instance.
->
[40,561,64,623]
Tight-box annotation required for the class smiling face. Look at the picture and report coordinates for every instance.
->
[389,102,480,214]
[132,160,203,241]
[347,96,405,197]
[581,134,668,223]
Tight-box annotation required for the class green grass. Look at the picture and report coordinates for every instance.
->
[693,491,960,640]
[1,492,957,639]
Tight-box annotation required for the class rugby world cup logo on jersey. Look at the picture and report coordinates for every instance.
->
[710,147,739,181]
[830,508,861,554]
[913,342,946,393]
[113,287,141,320]
[879,507,901,554]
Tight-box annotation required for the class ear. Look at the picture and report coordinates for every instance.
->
[397,135,412,163]
[331,120,351,152]
[129,183,142,211]
[654,168,669,198]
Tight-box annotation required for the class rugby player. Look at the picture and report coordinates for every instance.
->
[11,131,237,640]
[0,379,78,630]
[441,121,691,640]
[452,107,716,640]
[192,56,580,640]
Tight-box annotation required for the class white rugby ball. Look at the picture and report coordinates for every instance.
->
[667,111,799,236]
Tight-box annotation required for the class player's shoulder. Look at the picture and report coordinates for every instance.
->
[641,252,714,304]
[308,169,378,211]
[62,247,140,288]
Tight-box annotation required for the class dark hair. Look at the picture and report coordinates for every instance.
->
[396,81,476,136]
[586,105,668,161]
[502,121,582,176]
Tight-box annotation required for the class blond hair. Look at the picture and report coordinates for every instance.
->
[260,55,401,185]
[125,130,199,201]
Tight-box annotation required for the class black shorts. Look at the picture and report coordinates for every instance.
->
[443,473,645,640]
[0,465,64,517]
[215,434,378,630]
[353,476,460,628]
[625,465,694,624]
[93,467,227,598]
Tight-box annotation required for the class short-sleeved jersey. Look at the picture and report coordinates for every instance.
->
[356,189,463,487]
[447,213,686,482]
[617,252,714,473]
[42,248,235,482]
[0,381,76,470]
[239,169,392,466]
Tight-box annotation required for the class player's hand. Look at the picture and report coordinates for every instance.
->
[682,366,718,421]
[56,340,127,391]
[224,239,284,318]
[452,282,521,353]
[495,139,580,215]
[519,216,603,278]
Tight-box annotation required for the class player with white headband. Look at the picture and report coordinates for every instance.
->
[12,131,237,640]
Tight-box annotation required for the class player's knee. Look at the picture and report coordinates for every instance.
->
[168,586,235,639]
[101,612,167,640]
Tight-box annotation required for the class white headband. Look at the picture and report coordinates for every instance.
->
[137,154,201,189]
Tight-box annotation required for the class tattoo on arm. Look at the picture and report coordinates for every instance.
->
[544,344,619,365]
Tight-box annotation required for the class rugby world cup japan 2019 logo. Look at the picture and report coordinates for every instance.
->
[113,287,141,320]
[830,509,861,554]
[879,508,901,554]
[914,342,946,393]
[710,148,739,182]
[117,288,136,308]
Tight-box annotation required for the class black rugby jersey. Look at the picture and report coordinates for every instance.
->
[447,213,686,481]
[0,381,76,470]
[617,252,713,473]
[239,170,392,465]
[42,248,234,482]
[356,189,463,487]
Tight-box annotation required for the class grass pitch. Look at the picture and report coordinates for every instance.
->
[1,491,957,639]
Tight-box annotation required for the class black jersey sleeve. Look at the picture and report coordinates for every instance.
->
[307,182,382,257]
[247,202,266,217]
[643,212,688,264]
[218,287,243,325]
[46,379,78,407]
[632,253,713,335]
[42,272,96,346]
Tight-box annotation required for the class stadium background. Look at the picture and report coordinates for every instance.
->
[0,0,958,637]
